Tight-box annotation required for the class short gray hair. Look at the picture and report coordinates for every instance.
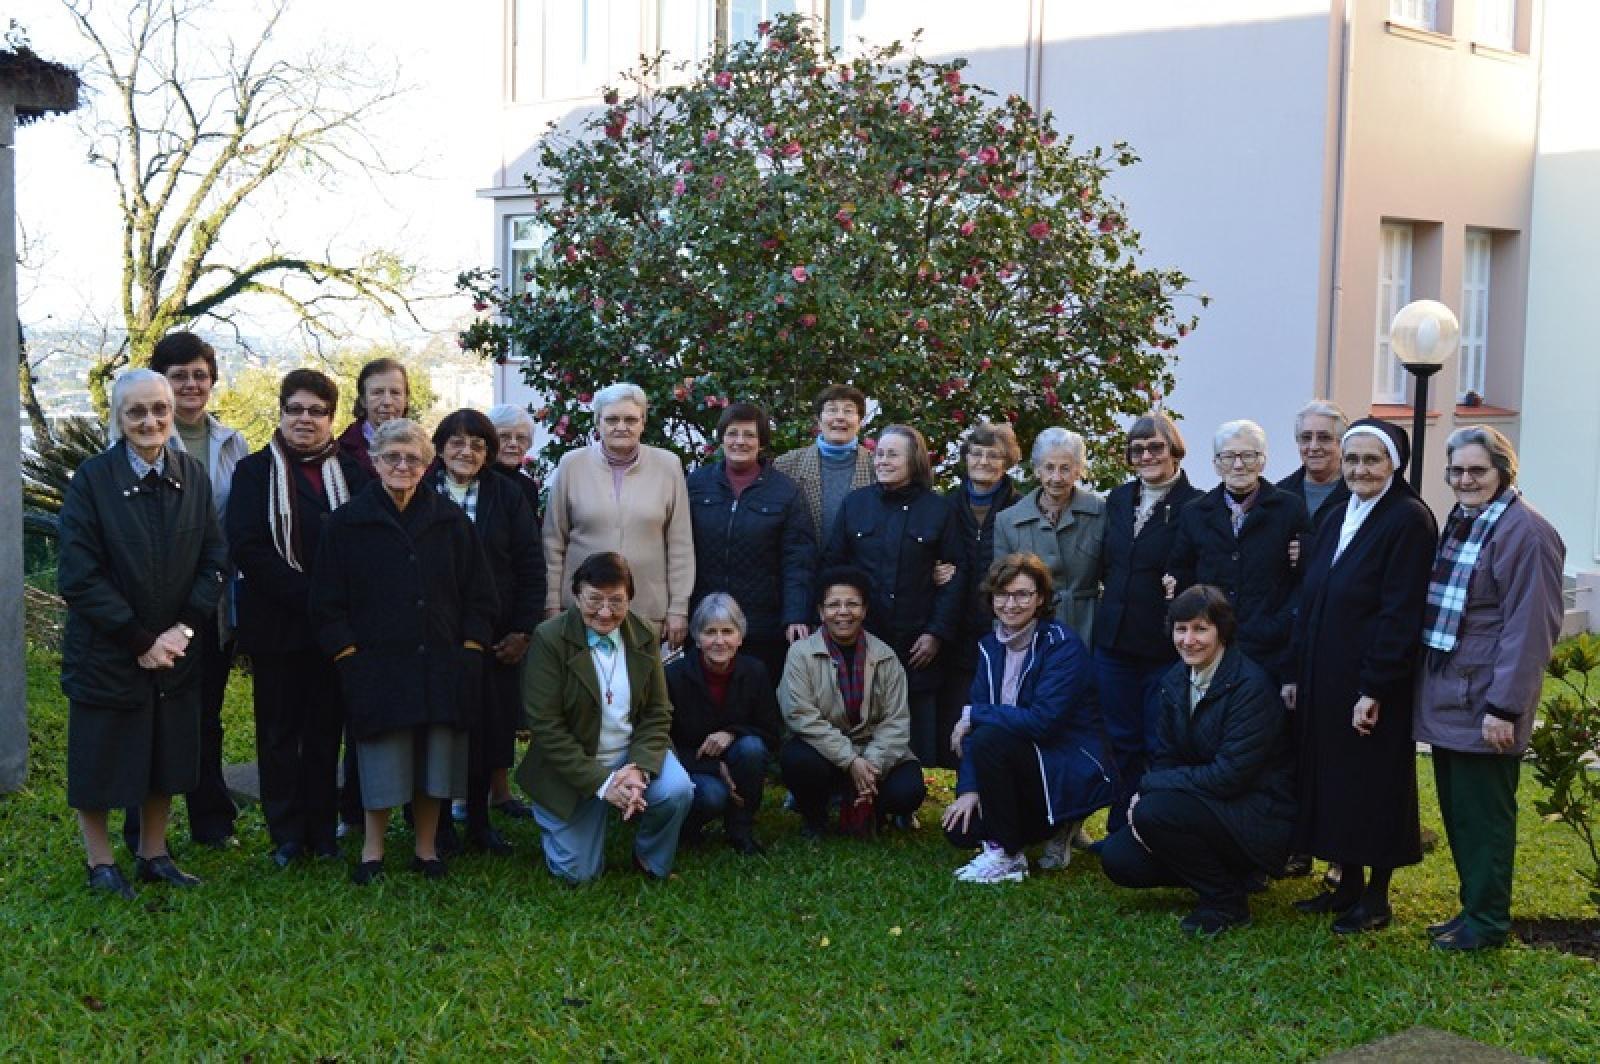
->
[690,592,747,640]
[1031,427,1086,469]
[1213,419,1268,458]
[1445,424,1519,486]
[1293,399,1349,439]
[371,418,435,464]
[107,369,174,445]
[486,403,535,434]
[591,382,648,419]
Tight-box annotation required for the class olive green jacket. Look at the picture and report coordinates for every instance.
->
[516,608,673,820]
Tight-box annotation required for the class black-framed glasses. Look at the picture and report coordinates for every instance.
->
[1128,441,1169,459]
[283,403,332,419]
[1445,465,1495,482]
[124,402,172,421]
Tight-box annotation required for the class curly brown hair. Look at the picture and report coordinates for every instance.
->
[981,552,1055,622]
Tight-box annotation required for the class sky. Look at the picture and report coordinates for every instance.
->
[12,0,501,354]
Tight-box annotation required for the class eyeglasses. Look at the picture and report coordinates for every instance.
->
[498,431,532,448]
[283,403,332,419]
[445,437,488,454]
[124,403,172,422]
[1215,451,1262,468]
[165,369,211,384]
[967,447,1006,464]
[375,452,427,469]
[1127,441,1169,459]
[1295,432,1337,446]
[600,415,643,428]
[992,589,1039,604]
[819,402,860,419]
[821,597,864,612]
[578,591,629,613]
[1445,465,1495,482]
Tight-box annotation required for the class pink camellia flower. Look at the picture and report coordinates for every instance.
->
[854,127,870,142]
[563,245,579,263]
[757,19,771,34]
[1042,132,1058,147]
[781,141,802,158]
[472,300,488,312]
[592,297,606,311]
[944,69,962,87]
[834,209,853,230]
[1047,302,1065,315]
[977,146,1000,166]
[763,122,778,138]
[714,70,733,89]
[768,36,786,51]
[995,123,1008,136]
[672,179,686,197]
[711,174,727,191]
[1177,324,1190,337]
[799,313,818,328]
[775,293,788,305]
[979,357,992,370]
[960,273,979,290]
[959,220,976,237]
[744,310,755,323]
[603,90,619,106]
[761,237,779,251]
[1028,220,1051,240]
[897,99,913,114]
[929,127,941,140]
[956,148,970,160]
[862,437,876,451]
[703,130,719,145]
[791,265,809,282]
[673,385,688,401]
[953,409,966,424]
[1099,215,1119,233]
[914,317,929,332]
[562,371,575,384]
[996,185,1018,201]
[680,160,695,173]
[578,392,593,404]
[777,328,790,341]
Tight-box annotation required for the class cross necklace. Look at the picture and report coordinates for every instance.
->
[592,645,621,705]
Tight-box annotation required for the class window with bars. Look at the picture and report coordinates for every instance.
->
[1389,0,1438,31]
[1477,0,1516,49]
[1458,230,1492,401]
[1373,222,1415,405]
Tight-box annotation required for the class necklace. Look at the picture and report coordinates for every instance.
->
[592,644,622,705]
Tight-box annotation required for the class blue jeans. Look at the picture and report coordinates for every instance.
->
[686,734,770,840]
[1095,648,1173,833]
[531,750,693,883]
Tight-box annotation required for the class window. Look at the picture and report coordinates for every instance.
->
[511,0,614,102]
[726,0,797,47]
[505,214,552,360]
[1389,0,1438,31]
[1458,230,1492,400]
[826,0,868,49]
[1477,0,1516,49]
[1373,222,1414,405]
[657,0,716,63]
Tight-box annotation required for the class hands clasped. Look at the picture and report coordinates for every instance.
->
[605,764,650,820]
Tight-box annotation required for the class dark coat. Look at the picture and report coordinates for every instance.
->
[1143,648,1296,872]
[226,446,371,656]
[58,442,229,708]
[687,459,816,641]
[1095,472,1203,664]
[942,477,1023,671]
[665,651,782,775]
[823,482,965,692]
[309,483,497,740]
[336,421,374,475]
[432,465,544,638]
[1168,478,1310,682]
[1276,466,1352,531]
[489,462,542,520]
[1292,481,1437,868]
[956,620,1114,824]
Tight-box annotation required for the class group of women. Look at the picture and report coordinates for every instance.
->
[58,345,1567,950]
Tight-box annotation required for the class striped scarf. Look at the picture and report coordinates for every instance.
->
[825,635,867,727]
[268,430,351,572]
[1422,489,1517,652]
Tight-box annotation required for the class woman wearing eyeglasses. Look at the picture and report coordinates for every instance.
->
[227,369,370,868]
[311,418,497,884]
[517,552,694,883]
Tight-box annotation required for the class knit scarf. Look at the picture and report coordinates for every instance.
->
[825,635,867,727]
[995,620,1037,705]
[814,435,858,460]
[1422,489,1517,652]
[1224,485,1259,537]
[268,430,351,572]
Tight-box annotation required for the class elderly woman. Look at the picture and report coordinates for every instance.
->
[687,402,815,685]
[227,369,369,867]
[1286,419,1436,932]
[311,418,497,884]
[779,566,928,837]
[1167,420,1309,685]
[773,383,876,542]
[485,402,542,515]
[429,408,544,854]
[119,331,248,854]
[1277,400,1352,530]
[1416,426,1565,950]
[543,382,695,650]
[936,422,1024,772]
[335,357,412,475]
[517,552,694,883]
[1095,412,1203,838]
[58,370,228,897]
[666,593,783,855]
[1100,586,1297,936]
[823,425,964,768]
[994,428,1105,645]
[942,554,1113,884]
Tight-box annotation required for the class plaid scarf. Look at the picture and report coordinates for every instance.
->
[1422,489,1517,652]
[825,635,868,727]
[433,468,480,524]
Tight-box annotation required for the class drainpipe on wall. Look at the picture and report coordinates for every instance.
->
[1322,0,1355,397]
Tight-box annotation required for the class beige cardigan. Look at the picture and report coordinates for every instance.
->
[542,443,695,625]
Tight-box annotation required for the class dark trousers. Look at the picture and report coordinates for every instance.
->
[339,736,364,826]
[1100,790,1257,913]
[252,651,345,851]
[934,664,975,771]
[123,623,237,850]
[779,738,926,823]
[906,688,939,768]
[943,726,1053,854]
[685,734,770,839]
[1095,648,1170,833]
[1434,748,1520,942]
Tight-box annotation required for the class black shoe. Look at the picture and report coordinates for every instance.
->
[1432,923,1503,951]
[1277,854,1313,879]
[86,862,136,900]
[728,834,766,857]
[134,854,202,888]
[435,821,462,857]
[1331,901,1393,935]
[1427,912,1466,938]
[269,842,304,869]
[1180,907,1251,937]
[351,859,385,885]
[466,827,514,857]
[492,797,534,819]
[1293,890,1359,915]
[410,855,448,880]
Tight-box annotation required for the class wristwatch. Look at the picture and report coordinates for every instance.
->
[178,624,195,640]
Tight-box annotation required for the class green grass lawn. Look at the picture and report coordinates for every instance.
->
[4,647,1599,1060]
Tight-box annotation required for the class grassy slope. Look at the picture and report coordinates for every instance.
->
[3,648,1598,1061]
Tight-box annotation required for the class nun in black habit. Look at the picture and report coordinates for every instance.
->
[1286,418,1437,934]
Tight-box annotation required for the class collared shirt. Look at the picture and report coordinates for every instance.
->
[1189,656,1222,713]
[127,445,167,480]
[587,626,632,793]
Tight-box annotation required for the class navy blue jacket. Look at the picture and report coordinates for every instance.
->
[687,459,815,641]
[943,477,1023,671]
[1096,472,1203,663]
[956,620,1114,825]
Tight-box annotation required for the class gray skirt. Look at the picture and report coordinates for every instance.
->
[355,725,468,810]
[67,690,200,811]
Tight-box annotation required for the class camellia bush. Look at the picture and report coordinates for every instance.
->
[1529,635,1600,915]
[459,14,1203,482]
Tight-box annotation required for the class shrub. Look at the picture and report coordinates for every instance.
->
[1529,634,1600,915]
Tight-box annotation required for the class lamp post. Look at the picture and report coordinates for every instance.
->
[1389,299,1460,492]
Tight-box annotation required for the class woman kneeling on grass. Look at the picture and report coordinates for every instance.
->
[942,553,1113,884]
[1100,585,1296,936]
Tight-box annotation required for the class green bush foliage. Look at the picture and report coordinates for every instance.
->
[1530,633,1600,915]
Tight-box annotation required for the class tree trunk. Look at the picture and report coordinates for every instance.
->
[16,328,56,453]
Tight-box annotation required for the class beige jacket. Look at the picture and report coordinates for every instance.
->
[778,630,915,771]
[542,443,694,625]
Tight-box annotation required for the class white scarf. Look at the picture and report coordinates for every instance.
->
[1333,477,1393,563]
[269,435,353,572]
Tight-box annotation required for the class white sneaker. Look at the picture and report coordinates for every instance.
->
[1038,822,1076,870]
[955,843,1028,883]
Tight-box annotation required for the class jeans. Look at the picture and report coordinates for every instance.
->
[531,750,693,883]
[1094,648,1171,833]
[686,734,769,840]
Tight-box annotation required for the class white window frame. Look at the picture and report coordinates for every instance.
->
[510,0,614,103]
[1389,0,1438,31]
[504,213,553,362]
[1477,0,1516,49]
[1458,230,1492,401]
[1373,222,1414,405]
